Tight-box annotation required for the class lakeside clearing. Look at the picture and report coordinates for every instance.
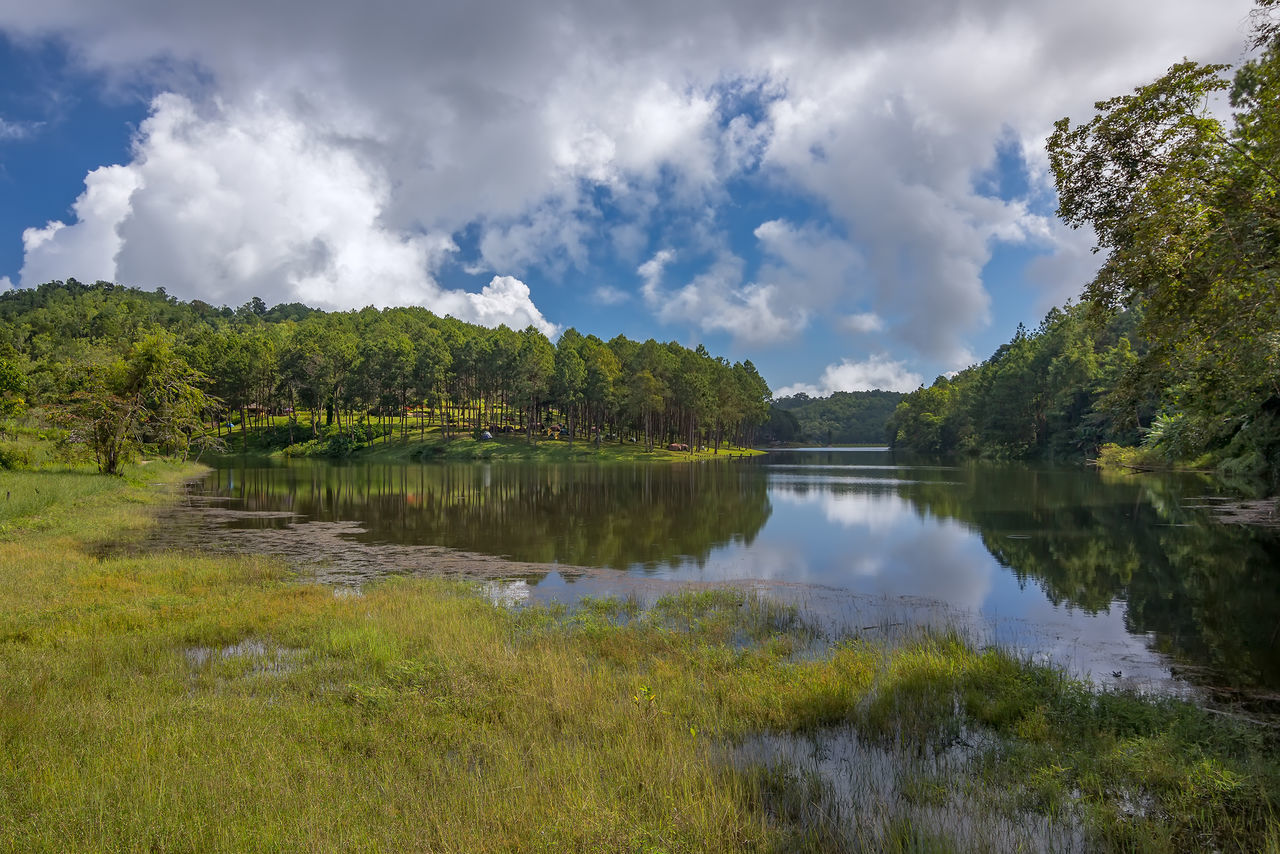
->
[1,465,1277,851]
[202,416,765,464]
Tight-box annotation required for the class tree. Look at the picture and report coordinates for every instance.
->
[0,356,27,420]
[512,326,554,443]
[1048,9,1280,482]
[64,332,214,474]
[553,333,586,446]
[581,337,620,446]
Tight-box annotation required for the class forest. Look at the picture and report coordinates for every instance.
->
[771,390,904,445]
[890,5,1280,493]
[0,279,771,472]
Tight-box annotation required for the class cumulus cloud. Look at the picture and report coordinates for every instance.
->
[642,250,809,345]
[637,248,676,301]
[16,93,554,333]
[443,275,558,336]
[21,163,140,286]
[777,354,925,396]
[641,219,867,345]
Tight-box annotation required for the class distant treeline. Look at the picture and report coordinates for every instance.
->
[765,390,904,445]
[891,8,1280,492]
[0,279,772,458]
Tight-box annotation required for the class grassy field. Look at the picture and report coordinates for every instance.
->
[200,415,764,464]
[0,465,1276,851]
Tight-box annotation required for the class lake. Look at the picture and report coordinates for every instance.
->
[171,448,1280,708]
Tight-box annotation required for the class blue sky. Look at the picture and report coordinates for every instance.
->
[0,1,1254,396]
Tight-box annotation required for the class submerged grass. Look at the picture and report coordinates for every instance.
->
[1,466,1277,851]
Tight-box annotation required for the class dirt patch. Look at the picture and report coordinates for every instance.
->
[141,494,598,584]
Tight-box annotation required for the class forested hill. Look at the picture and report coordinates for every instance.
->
[770,390,904,444]
[889,6,1280,492]
[0,278,773,466]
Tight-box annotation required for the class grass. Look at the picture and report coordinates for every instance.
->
[221,422,764,464]
[0,420,79,471]
[398,435,763,463]
[199,412,764,463]
[1,466,1277,851]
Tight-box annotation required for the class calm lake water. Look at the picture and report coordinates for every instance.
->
[181,448,1280,706]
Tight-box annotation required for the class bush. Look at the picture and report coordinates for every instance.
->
[0,442,30,470]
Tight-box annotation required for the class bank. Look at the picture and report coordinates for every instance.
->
[0,463,1276,851]
[206,420,765,464]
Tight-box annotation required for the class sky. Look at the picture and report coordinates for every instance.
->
[0,0,1258,396]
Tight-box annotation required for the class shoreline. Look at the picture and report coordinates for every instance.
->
[205,429,767,464]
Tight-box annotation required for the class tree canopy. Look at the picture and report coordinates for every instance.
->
[770,390,904,445]
[1,279,772,463]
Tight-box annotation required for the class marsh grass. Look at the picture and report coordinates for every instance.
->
[1,466,1277,851]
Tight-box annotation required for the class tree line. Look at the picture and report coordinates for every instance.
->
[0,279,771,471]
[892,1,1280,492]
[771,390,904,445]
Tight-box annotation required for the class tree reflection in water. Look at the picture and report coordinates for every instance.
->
[201,452,1280,700]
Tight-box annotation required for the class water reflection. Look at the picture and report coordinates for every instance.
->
[202,460,771,570]
[191,449,1280,702]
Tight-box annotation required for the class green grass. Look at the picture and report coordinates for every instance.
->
[199,412,764,463]
[0,420,79,470]
[399,435,763,463]
[0,467,1276,851]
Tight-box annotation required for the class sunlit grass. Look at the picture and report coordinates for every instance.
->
[205,414,765,463]
[0,466,1276,851]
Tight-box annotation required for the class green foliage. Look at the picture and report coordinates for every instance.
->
[0,356,27,419]
[773,390,904,444]
[758,404,801,443]
[1041,7,1280,489]
[890,303,1138,459]
[0,280,773,464]
[56,331,214,474]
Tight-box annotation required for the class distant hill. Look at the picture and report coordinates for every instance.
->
[769,390,905,445]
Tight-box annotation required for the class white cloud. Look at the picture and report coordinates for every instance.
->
[752,219,863,310]
[16,93,554,333]
[641,219,867,346]
[476,195,595,276]
[1024,219,1104,315]
[840,312,884,334]
[0,276,12,292]
[591,284,630,306]
[637,248,676,302]
[0,117,43,140]
[446,275,559,337]
[777,354,924,396]
[644,251,809,345]
[21,163,140,287]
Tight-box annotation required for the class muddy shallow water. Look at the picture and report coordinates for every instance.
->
[147,449,1280,710]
